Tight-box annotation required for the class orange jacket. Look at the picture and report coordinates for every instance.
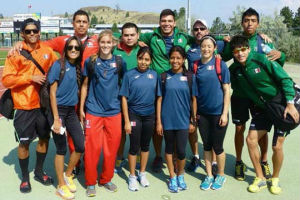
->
[2,41,58,110]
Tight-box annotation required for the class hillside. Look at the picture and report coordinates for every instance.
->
[80,6,159,24]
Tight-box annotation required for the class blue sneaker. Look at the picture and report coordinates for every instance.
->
[200,176,214,190]
[168,176,178,193]
[177,174,187,190]
[211,175,226,190]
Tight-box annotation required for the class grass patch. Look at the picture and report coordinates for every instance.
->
[0,50,8,66]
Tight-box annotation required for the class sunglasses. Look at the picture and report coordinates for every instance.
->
[67,45,81,51]
[24,29,39,35]
[193,27,206,31]
[233,47,248,54]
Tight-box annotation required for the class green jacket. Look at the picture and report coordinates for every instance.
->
[139,27,192,74]
[222,32,286,66]
[229,52,294,109]
[113,43,140,71]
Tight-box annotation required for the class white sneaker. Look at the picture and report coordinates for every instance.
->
[128,175,139,192]
[138,172,150,187]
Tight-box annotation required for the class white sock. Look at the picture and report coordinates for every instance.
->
[194,154,199,159]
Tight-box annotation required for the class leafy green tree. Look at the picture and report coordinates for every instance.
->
[293,7,300,36]
[112,22,120,33]
[280,6,294,28]
[0,13,3,19]
[125,12,129,17]
[64,12,68,18]
[90,15,98,27]
[210,17,227,34]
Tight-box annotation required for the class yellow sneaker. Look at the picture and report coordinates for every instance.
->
[56,185,74,200]
[270,178,282,195]
[248,177,267,193]
[64,173,76,193]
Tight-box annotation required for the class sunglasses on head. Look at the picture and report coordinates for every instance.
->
[193,27,206,31]
[67,45,80,51]
[24,29,39,35]
[233,47,248,54]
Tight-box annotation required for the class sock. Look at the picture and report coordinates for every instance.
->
[194,154,199,159]
[35,151,46,176]
[212,161,217,165]
[19,157,29,182]
[261,161,268,165]
[236,160,243,165]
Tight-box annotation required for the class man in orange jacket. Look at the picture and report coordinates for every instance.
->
[2,18,58,193]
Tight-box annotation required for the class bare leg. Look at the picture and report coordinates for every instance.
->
[140,151,149,173]
[165,153,175,178]
[234,124,245,161]
[204,151,213,177]
[128,154,137,176]
[272,136,285,178]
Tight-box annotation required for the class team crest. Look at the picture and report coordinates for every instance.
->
[147,74,154,79]
[254,68,261,73]
[43,54,49,59]
[110,62,117,68]
[87,42,93,47]
[178,38,182,43]
[180,76,187,81]
[207,65,214,70]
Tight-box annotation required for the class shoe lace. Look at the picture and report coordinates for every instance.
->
[236,165,241,174]
[263,164,271,175]
[215,175,224,184]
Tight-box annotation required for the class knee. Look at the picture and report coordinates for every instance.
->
[177,151,186,160]
[129,146,139,156]
[56,148,67,155]
[75,144,85,154]
[141,145,150,152]
[203,143,212,152]
[213,146,224,155]
[246,135,257,148]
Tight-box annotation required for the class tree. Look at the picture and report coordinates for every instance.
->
[125,12,129,17]
[90,15,98,27]
[0,13,3,19]
[87,10,92,16]
[64,12,68,18]
[210,17,227,34]
[280,6,294,28]
[112,22,120,33]
[293,7,300,36]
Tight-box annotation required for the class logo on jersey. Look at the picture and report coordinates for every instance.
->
[147,74,154,79]
[178,38,182,43]
[43,54,49,59]
[134,75,140,79]
[66,67,70,72]
[180,76,187,81]
[110,62,117,68]
[97,62,101,66]
[207,65,214,70]
[130,121,136,127]
[254,68,261,73]
[190,48,197,52]
[85,120,91,129]
[166,75,172,80]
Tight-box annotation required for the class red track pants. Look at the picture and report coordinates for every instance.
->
[84,112,122,186]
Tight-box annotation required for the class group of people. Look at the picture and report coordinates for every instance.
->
[1,7,299,200]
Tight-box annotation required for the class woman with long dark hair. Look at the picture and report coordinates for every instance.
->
[48,36,85,199]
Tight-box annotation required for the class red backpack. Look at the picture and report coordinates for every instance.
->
[193,56,222,82]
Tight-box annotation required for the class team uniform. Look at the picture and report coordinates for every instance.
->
[139,27,193,74]
[157,70,197,160]
[119,68,158,156]
[222,32,286,125]
[195,57,230,155]
[113,42,140,71]
[2,41,58,144]
[229,52,294,145]
[83,55,126,186]
[47,60,85,156]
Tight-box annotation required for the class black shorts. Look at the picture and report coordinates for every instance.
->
[249,107,290,146]
[231,95,255,125]
[14,109,50,144]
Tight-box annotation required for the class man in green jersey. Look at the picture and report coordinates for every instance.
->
[229,35,299,195]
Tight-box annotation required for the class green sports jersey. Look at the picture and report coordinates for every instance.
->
[113,44,140,71]
[229,51,294,109]
[139,27,193,74]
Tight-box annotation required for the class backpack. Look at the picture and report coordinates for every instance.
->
[193,56,222,83]
[86,55,123,85]
[0,89,14,119]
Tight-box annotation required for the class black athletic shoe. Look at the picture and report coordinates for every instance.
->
[261,162,271,180]
[20,181,31,193]
[72,166,81,176]
[235,161,246,181]
[34,172,53,186]
[212,163,218,177]
[186,156,200,172]
[151,156,163,173]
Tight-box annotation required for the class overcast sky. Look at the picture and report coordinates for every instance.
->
[1,0,299,26]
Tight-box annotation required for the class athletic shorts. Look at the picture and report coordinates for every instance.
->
[249,107,290,146]
[231,95,255,125]
[13,109,50,144]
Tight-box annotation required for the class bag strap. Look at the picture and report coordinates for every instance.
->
[215,56,222,83]
[87,58,97,84]
[20,49,45,75]
[183,70,196,124]
[115,55,123,85]
[58,61,66,86]
[82,36,89,50]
